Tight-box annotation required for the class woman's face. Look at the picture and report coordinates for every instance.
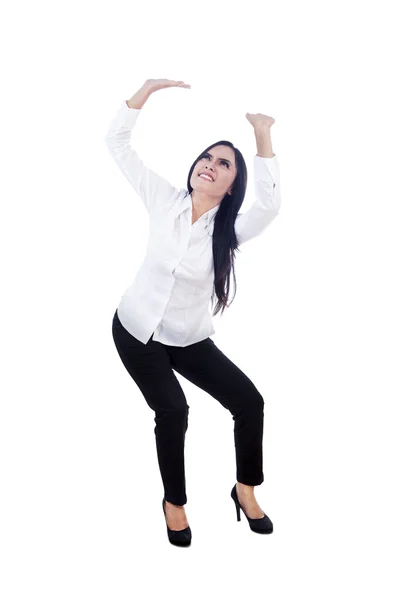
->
[190,145,237,200]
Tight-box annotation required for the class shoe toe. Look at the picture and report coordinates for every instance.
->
[168,526,192,546]
[249,514,273,533]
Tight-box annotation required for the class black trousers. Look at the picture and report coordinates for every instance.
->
[112,309,265,505]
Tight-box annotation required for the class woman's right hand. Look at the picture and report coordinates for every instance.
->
[145,78,191,93]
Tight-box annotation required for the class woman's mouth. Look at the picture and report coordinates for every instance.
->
[199,173,214,182]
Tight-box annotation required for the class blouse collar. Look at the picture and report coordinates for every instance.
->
[177,190,221,236]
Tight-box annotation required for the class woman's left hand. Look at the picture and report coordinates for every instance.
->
[245,112,275,128]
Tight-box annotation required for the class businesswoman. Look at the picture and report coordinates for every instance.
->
[106,78,280,546]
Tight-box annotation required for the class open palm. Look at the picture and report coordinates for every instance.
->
[146,78,191,92]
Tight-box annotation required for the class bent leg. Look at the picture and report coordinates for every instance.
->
[166,338,265,486]
[112,310,190,505]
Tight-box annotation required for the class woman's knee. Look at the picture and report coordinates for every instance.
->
[155,404,189,421]
[244,388,264,412]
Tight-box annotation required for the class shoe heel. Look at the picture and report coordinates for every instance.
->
[231,484,241,521]
[235,502,241,521]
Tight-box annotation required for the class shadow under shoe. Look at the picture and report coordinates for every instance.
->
[162,498,192,546]
[231,484,273,534]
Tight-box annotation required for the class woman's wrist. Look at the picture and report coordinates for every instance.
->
[126,82,153,109]
[254,125,274,158]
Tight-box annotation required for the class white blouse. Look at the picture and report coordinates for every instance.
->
[105,100,281,347]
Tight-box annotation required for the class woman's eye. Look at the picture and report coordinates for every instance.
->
[203,155,229,168]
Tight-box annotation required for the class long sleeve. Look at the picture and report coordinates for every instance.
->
[234,154,281,245]
[104,101,178,214]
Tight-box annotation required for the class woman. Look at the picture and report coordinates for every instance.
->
[105,78,281,547]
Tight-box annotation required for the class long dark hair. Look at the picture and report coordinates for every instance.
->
[185,141,248,317]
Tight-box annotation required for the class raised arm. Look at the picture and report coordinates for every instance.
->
[235,113,281,244]
[104,79,190,215]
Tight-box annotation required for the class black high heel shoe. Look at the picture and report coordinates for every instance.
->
[162,498,192,546]
[231,484,273,534]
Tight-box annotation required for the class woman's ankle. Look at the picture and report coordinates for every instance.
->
[237,482,255,495]
[165,500,186,509]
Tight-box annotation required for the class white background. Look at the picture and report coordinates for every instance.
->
[1,0,399,598]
